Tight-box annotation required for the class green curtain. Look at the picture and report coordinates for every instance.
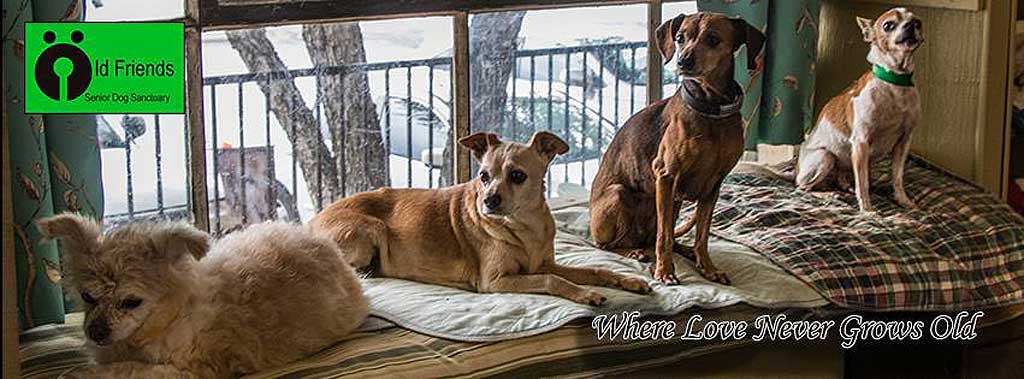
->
[697,0,820,149]
[3,0,103,330]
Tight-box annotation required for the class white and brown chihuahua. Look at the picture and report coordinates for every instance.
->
[797,8,923,212]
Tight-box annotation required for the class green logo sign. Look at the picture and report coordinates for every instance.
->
[25,22,184,114]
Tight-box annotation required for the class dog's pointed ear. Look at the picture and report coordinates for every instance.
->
[459,132,502,161]
[528,131,569,162]
[731,17,765,71]
[36,213,102,257]
[657,13,687,65]
[856,17,875,42]
[150,223,209,262]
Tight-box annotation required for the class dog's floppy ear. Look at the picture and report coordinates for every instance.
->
[731,17,765,71]
[149,223,209,262]
[528,131,569,162]
[36,213,102,257]
[459,132,502,161]
[856,17,875,42]
[656,13,687,65]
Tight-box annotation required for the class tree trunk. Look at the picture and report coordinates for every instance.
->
[226,29,340,204]
[228,22,387,208]
[303,23,388,197]
[470,12,526,132]
[440,12,526,186]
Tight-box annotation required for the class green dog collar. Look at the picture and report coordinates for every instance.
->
[872,64,914,87]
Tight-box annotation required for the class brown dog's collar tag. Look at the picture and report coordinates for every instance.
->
[679,79,743,119]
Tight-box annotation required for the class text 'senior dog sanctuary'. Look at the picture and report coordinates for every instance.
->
[24,22,185,114]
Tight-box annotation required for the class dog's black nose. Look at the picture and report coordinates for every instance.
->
[87,320,111,344]
[483,194,502,210]
[679,55,696,71]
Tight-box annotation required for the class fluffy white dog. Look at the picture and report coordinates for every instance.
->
[38,214,368,378]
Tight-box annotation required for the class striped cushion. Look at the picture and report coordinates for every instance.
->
[21,307,809,378]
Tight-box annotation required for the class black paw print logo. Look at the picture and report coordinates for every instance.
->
[35,30,92,101]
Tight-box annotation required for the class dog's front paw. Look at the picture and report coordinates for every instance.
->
[618,275,652,294]
[696,264,730,285]
[653,263,679,285]
[576,290,607,306]
[625,249,650,262]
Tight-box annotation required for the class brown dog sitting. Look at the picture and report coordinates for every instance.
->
[590,12,764,285]
[311,131,651,306]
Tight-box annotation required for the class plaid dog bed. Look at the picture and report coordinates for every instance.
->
[698,157,1024,311]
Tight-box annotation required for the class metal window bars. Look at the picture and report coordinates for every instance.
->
[105,41,653,234]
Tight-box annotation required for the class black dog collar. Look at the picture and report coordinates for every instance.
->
[679,78,743,119]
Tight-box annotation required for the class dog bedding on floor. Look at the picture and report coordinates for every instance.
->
[363,207,827,342]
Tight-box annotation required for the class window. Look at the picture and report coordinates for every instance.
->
[469,5,650,195]
[90,1,697,230]
[85,1,190,227]
[201,17,453,232]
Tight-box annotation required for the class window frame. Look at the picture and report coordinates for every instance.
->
[184,0,670,231]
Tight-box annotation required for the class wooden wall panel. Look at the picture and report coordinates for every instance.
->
[976,0,1013,198]
[849,0,983,11]
[817,1,985,181]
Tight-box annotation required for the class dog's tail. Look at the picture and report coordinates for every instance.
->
[673,213,697,238]
[733,158,797,182]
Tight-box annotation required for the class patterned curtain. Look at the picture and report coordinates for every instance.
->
[2,0,104,330]
[697,0,821,149]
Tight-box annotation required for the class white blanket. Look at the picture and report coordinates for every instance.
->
[362,206,827,342]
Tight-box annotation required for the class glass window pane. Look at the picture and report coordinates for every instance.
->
[100,114,192,227]
[201,17,453,233]
[84,2,189,228]
[469,5,649,196]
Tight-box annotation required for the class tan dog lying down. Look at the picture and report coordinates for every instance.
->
[312,131,651,306]
[37,215,368,378]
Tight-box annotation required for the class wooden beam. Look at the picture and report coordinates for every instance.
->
[647,0,663,104]
[848,0,983,11]
[186,0,210,231]
[1004,0,1019,199]
[453,12,472,184]
[2,110,20,379]
[200,0,646,30]
[975,0,1012,197]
